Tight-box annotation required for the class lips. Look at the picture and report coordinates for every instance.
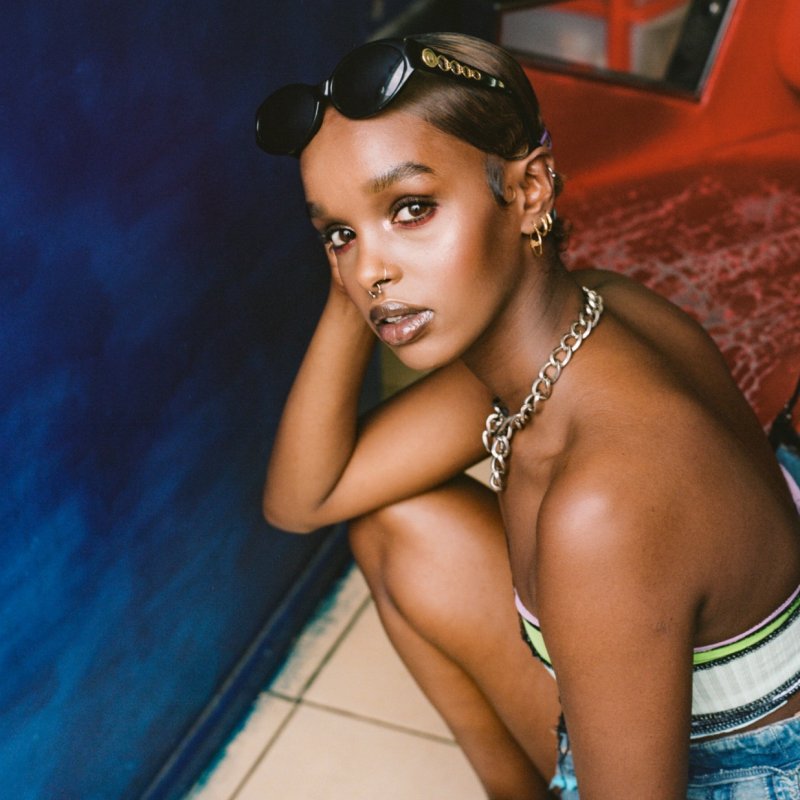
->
[370,301,434,347]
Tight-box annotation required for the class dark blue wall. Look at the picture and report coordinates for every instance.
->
[0,2,394,798]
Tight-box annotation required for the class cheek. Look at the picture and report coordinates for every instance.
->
[330,255,378,323]
[326,252,344,284]
[434,205,514,282]
[337,264,365,302]
[326,251,365,305]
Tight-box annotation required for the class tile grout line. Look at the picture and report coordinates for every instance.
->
[227,697,302,800]
[273,592,374,703]
[297,697,458,746]
[226,592,375,800]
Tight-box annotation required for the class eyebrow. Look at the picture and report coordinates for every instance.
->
[366,162,435,194]
[306,161,435,221]
[307,201,325,220]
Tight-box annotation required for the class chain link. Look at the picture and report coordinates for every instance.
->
[482,287,604,492]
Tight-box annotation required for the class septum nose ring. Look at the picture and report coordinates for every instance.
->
[367,268,389,300]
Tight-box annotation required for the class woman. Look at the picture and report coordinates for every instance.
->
[258,33,800,798]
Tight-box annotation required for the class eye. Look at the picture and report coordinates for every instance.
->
[324,226,356,253]
[393,198,436,226]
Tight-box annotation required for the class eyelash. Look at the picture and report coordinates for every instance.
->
[321,196,438,254]
[322,227,355,254]
[391,197,437,226]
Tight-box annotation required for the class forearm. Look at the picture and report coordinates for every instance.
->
[263,287,375,532]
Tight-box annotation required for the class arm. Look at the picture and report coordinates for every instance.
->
[535,460,698,798]
[263,285,492,532]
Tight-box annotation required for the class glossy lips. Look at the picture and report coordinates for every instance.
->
[369,301,434,346]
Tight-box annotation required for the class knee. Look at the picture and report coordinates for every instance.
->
[348,475,503,621]
[348,475,476,564]
[347,489,435,580]
[348,489,457,636]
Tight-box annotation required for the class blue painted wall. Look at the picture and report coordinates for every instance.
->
[0,2,396,798]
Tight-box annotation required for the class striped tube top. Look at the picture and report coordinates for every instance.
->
[516,465,800,740]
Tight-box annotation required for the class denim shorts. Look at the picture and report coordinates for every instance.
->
[550,715,800,799]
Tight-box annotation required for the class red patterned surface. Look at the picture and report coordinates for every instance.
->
[520,0,800,425]
[562,149,800,425]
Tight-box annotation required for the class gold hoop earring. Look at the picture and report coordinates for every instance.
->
[529,212,553,257]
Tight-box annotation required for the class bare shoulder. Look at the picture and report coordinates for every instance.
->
[572,267,712,341]
[571,267,772,456]
[531,340,799,638]
[533,427,699,797]
[538,437,683,567]
[570,267,630,291]
[571,267,664,298]
[535,400,713,600]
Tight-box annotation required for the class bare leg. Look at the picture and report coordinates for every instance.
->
[349,474,560,800]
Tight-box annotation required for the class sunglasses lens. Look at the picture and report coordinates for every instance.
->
[255,83,320,155]
[331,42,409,118]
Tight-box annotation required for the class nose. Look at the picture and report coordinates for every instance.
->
[353,234,395,299]
[367,274,390,299]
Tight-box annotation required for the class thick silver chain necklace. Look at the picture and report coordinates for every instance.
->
[482,286,604,492]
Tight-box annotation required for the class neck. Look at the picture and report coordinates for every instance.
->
[478,278,605,492]
[461,265,586,410]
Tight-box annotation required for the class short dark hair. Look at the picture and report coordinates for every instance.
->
[392,33,568,251]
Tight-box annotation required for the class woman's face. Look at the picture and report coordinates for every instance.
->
[300,107,526,372]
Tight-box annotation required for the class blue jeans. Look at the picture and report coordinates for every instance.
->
[550,715,800,799]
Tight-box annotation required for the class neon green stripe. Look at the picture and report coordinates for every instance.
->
[693,593,800,666]
[520,616,552,666]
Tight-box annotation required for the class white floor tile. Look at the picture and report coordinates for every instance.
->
[270,565,370,699]
[186,693,295,800]
[304,601,452,739]
[235,704,485,800]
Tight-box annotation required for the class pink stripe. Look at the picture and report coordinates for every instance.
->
[514,590,540,626]
[694,582,800,653]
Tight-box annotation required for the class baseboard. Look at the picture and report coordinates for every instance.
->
[140,524,353,800]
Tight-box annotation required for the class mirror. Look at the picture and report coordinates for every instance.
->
[496,0,735,95]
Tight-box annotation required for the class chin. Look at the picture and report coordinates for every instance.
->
[386,341,460,375]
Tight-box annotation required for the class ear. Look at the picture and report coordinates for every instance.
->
[506,148,556,235]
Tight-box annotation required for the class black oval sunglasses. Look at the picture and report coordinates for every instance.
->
[255,37,535,157]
